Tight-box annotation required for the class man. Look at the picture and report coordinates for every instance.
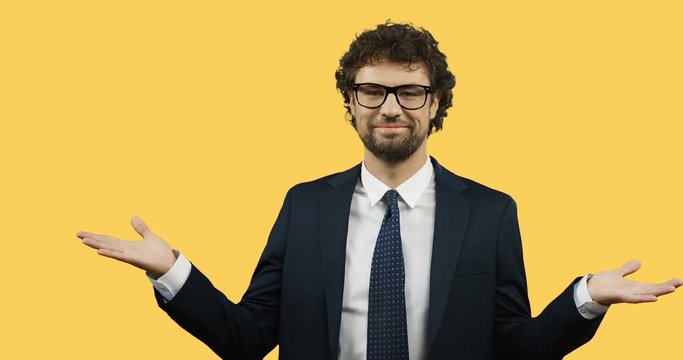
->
[78,22,681,359]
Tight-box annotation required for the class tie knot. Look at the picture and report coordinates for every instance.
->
[382,189,399,210]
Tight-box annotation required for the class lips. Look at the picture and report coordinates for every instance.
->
[372,123,412,129]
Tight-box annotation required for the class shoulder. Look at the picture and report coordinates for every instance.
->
[436,162,516,209]
[283,162,361,199]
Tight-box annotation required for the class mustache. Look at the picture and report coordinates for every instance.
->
[369,119,414,128]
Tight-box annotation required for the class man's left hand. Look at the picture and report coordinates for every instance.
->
[588,259,682,305]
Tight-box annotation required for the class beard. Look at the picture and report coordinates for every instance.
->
[358,119,428,164]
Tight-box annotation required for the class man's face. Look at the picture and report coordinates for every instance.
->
[349,61,439,164]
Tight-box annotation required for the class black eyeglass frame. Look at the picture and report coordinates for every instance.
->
[352,83,433,110]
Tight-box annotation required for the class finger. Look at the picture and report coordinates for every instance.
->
[635,283,677,297]
[81,235,122,252]
[76,231,94,239]
[86,233,122,246]
[97,248,126,261]
[131,216,153,238]
[618,259,642,277]
[623,293,657,303]
[667,278,683,288]
[81,237,104,250]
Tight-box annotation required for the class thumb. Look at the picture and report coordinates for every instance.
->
[131,216,153,238]
[667,278,683,288]
[618,259,641,277]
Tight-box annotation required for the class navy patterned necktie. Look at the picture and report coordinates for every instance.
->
[367,189,409,360]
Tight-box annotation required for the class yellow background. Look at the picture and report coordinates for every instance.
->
[1,0,681,358]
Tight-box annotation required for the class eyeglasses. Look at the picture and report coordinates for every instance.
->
[352,83,433,110]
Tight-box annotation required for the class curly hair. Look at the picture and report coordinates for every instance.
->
[335,21,456,135]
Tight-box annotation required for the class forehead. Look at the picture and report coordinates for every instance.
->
[354,61,430,86]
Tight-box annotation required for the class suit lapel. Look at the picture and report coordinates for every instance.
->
[319,164,360,358]
[427,157,472,350]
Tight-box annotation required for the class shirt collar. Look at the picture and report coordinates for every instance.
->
[360,156,434,209]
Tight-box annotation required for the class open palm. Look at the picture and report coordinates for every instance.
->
[77,216,177,278]
[588,260,683,305]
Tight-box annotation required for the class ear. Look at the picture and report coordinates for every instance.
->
[429,93,440,120]
[347,90,357,118]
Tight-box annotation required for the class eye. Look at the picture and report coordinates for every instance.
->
[358,85,385,97]
[398,86,426,98]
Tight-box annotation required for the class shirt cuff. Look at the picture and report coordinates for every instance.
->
[146,250,191,302]
[573,274,610,319]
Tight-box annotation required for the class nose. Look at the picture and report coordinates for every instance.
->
[380,93,402,118]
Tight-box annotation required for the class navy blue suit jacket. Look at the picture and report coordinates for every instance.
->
[155,157,604,359]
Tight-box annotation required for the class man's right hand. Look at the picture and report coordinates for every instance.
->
[77,216,177,278]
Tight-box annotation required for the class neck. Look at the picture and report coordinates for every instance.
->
[363,145,428,189]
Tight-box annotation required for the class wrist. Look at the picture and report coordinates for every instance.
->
[586,273,610,306]
[150,250,179,279]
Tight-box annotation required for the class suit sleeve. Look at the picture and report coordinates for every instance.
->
[493,196,605,359]
[153,189,293,359]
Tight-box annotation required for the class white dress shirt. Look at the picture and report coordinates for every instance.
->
[149,156,608,359]
[338,157,436,360]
